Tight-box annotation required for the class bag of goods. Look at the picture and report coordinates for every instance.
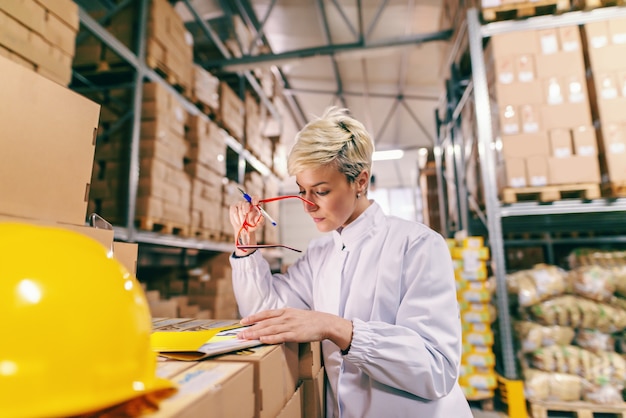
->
[508,265,567,308]
[575,328,615,354]
[515,321,574,353]
[569,266,615,303]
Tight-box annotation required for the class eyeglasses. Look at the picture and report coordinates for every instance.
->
[236,195,316,253]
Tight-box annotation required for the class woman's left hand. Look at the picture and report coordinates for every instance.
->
[237,307,353,352]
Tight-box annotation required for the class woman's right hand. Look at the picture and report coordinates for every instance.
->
[229,197,265,254]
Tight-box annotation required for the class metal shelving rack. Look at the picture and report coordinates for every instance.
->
[438,6,626,380]
[74,0,279,255]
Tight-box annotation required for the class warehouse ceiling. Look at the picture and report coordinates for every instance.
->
[174,0,452,189]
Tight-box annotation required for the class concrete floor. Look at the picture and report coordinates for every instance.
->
[471,408,508,418]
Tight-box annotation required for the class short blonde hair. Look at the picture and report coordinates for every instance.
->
[287,107,374,183]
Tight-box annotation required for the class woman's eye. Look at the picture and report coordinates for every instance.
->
[297,190,305,196]
[316,191,329,196]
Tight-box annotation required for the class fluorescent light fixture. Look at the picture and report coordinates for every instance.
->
[372,149,404,161]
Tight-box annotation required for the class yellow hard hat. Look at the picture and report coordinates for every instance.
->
[0,222,176,417]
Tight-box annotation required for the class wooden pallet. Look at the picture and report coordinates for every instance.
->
[189,228,224,242]
[529,400,626,418]
[602,181,626,198]
[571,0,625,9]
[501,183,601,203]
[145,56,190,96]
[481,0,570,22]
[135,217,188,237]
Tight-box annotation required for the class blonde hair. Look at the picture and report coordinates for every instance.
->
[287,106,374,183]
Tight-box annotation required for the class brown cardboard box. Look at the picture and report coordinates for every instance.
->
[147,361,255,418]
[540,102,592,129]
[597,97,626,124]
[537,28,560,55]
[563,75,588,104]
[543,77,565,105]
[515,54,536,82]
[299,341,323,379]
[491,31,539,57]
[494,56,515,84]
[559,25,582,52]
[276,386,303,418]
[520,104,541,134]
[608,16,626,45]
[587,44,626,71]
[499,105,520,135]
[594,73,619,100]
[500,133,550,159]
[583,21,610,50]
[504,158,526,188]
[0,56,99,224]
[572,126,598,156]
[549,129,573,158]
[302,366,326,418]
[526,155,549,187]
[495,81,543,105]
[603,152,626,181]
[113,241,139,275]
[548,156,601,184]
[535,51,586,78]
[213,344,298,418]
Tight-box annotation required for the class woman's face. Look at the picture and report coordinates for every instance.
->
[296,164,367,233]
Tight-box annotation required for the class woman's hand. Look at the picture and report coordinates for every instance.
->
[238,308,353,352]
[229,196,265,255]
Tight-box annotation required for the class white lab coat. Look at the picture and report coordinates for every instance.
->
[230,202,473,418]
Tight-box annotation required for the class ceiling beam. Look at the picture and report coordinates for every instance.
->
[202,29,453,70]
[281,87,439,102]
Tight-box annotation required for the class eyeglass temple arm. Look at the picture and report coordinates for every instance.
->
[259,195,316,206]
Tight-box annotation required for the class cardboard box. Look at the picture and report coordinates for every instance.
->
[583,20,610,49]
[535,51,586,78]
[494,56,515,84]
[520,104,541,133]
[276,386,303,418]
[213,344,298,418]
[301,366,325,418]
[572,126,598,156]
[540,102,592,130]
[501,133,550,159]
[537,28,560,55]
[113,241,139,275]
[147,361,255,418]
[608,16,626,45]
[299,342,323,379]
[515,54,536,82]
[499,105,519,135]
[549,129,573,158]
[594,73,619,100]
[504,157,526,188]
[526,155,549,187]
[495,80,543,105]
[491,31,538,57]
[597,97,626,124]
[0,55,100,224]
[559,25,582,52]
[587,44,626,71]
[548,156,601,184]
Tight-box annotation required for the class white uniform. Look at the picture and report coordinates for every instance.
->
[230,202,473,418]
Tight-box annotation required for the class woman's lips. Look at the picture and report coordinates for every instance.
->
[312,217,324,223]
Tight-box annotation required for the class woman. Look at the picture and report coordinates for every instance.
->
[229,106,472,417]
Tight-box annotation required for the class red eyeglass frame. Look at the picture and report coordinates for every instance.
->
[236,195,316,253]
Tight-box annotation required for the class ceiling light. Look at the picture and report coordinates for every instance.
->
[372,149,404,161]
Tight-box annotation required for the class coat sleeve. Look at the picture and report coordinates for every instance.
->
[229,250,314,317]
[344,230,463,400]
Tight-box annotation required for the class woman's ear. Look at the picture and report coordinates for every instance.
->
[357,170,369,193]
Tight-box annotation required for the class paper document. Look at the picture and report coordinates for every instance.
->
[150,319,262,361]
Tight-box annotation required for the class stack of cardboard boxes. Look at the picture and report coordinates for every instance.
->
[136,82,192,231]
[584,17,626,185]
[490,24,600,190]
[186,114,228,239]
[0,0,78,86]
